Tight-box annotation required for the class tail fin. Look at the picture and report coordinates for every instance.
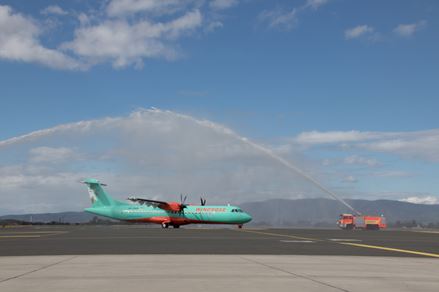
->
[82,178,116,207]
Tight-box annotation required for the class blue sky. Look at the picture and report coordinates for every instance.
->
[0,0,438,213]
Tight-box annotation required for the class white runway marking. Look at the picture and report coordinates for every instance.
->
[412,230,439,234]
[0,231,68,239]
[328,238,362,242]
[0,235,41,239]
[280,240,314,243]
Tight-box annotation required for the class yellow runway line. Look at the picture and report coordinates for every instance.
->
[239,229,439,258]
[340,242,439,258]
[238,229,319,241]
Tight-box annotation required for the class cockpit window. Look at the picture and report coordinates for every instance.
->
[231,209,243,213]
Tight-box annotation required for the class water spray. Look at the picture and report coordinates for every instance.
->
[238,138,361,215]
[160,109,362,216]
[0,108,361,215]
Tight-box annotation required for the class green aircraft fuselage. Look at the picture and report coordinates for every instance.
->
[82,178,252,228]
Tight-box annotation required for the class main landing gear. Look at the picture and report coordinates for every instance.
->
[238,224,243,229]
[161,223,180,229]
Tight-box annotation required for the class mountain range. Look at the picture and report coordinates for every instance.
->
[240,198,439,227]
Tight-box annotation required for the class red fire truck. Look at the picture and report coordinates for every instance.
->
[337,214,387,230]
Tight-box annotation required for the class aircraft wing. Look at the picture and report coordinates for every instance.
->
[127,197,187,212]
[127,197,169,208]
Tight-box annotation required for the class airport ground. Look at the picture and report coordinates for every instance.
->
[1,225,439,291]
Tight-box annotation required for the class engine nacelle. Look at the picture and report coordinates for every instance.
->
[163,202,183,212]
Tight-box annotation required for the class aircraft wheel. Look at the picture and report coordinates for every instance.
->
[173,225,180,229]
[161,223,169,229]
[238,224,243,229]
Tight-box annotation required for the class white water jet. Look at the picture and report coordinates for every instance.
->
[0,108,360,214]
[154,109,361,215]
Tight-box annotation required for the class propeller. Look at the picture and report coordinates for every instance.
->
[179,194,188,211]
[200,197,206,206]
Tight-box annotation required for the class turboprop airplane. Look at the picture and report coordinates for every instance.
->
[82,178,252,228]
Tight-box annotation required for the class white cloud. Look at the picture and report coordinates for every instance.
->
[106,0,185,17]
[372,171,412,178]
[344,155,380,167]
[305,0,329,10]
[394,20,427,37]
[360,131,439,162]
[344,25,374,39]
[62,10,202,68]
[342,175,357,183]
[259,8,297,31]
[210,0,239,10]
[0,5,82,70]
[400,196,439,205]
[205,21,223,32]
[258,0,331,31]
[294,129,439,162]
[41,5,68,16]
[296,130,378,144]
[29,147,79,163]
[0,2,223,70]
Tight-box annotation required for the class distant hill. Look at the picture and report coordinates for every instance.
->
[1,198,439,227]
[0,211,95,224]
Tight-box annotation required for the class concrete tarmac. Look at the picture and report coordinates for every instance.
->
[1,225,439,257]
[1,255,439,292]
[1,226,439,292]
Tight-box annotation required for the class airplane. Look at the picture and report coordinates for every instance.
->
[81,178,252,228]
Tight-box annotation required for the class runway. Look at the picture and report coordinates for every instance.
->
[1,226,439,292]
[1,225,439,257]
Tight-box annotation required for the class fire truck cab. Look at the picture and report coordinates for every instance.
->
[337,214,355,229]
